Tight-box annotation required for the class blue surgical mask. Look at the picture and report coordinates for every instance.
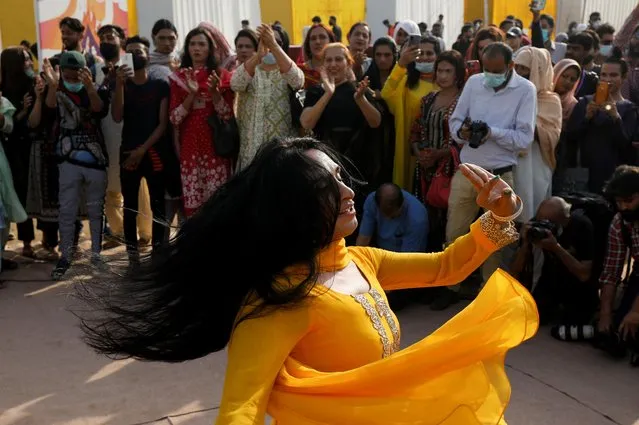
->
[25,68,35,78]
[415,61,434,73]
[63,80,84,93]
[600,45,613,57]
[541,28,550,43]
[484,71,507,88]
[262,52,277,65]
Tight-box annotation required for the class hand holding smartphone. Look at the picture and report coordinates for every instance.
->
[408,34,421,47]
[530,0,547,11]
[595,81,610,105]
[120,53,135,77]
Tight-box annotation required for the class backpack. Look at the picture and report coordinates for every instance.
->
[558,191,615,282]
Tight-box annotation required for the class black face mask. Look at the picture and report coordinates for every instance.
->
[620,208,639,222]
[132,54,148,70]
[100,43,120,62]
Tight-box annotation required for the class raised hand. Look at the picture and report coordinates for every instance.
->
[460,163,519,219]
[399,44,420,67]
[23,92,34,110]
[207,71,221,93]
[42,58,60,87]
[185,68,199,94]
[79,67,94,89]
[257,24,277,49]
[354,76,370,101]
[170,57,181,71]
[320,68,336,96]
[116,65,131,84]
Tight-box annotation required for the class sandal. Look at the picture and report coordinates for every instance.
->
[22,245,36,259]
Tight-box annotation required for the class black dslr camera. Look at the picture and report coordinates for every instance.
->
[467,120,489,149]
[527,219,557,243]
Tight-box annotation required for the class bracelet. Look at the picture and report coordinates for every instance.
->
[491,195,523,223]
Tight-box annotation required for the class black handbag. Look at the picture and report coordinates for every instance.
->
[208,114,240,158]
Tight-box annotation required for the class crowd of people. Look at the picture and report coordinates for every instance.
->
[0,1,638,388]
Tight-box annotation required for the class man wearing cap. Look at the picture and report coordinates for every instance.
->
[42,51,111,280]
[506,27,524,57]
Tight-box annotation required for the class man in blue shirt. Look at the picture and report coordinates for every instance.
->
[356,183,428,253]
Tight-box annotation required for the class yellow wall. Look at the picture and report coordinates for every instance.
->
[262,0,366,45]
[127,0,139,35]
[0,0,37,48]
[465,0,557,33]
[261,0,294,40]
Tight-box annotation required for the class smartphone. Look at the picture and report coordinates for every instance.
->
[121,53,135,76]
[531,0,547,11]
[466,60,481,77]
[408,34,421,47]
[595,81,610,105]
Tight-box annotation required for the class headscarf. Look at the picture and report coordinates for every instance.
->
[393,20,420,44]
[514,47,562,169]
[198,21,232,65]
[552,59,581,124]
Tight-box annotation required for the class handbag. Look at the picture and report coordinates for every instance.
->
[207,114,240,158]
[560,145,589,193]
[426,147,460,209]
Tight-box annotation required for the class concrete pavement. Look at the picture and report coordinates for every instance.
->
[1,246,638,425]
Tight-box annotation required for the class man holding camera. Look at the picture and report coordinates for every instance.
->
[442,43,536,305]
[511,197,597,325]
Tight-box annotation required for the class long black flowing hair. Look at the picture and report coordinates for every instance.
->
[77,138,347,362]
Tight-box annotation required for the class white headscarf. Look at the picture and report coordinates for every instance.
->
[394,20,421,44]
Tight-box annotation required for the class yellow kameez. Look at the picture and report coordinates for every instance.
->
[215,213,538,425]
[381,64,437,191]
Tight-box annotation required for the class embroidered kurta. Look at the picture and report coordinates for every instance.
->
[216,213,537,425]
[169,68,234,217]
[231,64,304,170]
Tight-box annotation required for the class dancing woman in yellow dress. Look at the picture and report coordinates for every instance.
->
[79,138,538,425]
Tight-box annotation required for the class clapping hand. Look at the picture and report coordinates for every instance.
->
[185,68,199,94]
[79,67,94,89]
[207,71,221,94]
[320,68,336,96]
[42,58,60,87]
[460,163,518,218]
[354,76,370,101]
[257,24,277,50]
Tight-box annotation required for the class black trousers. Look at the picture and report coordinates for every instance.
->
[3,135,34,243]
[120,156,166,254]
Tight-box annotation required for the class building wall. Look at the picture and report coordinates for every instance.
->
[0,0,37,48]
[465,0,557,35]
[261,0,293,41]
[395,0,465,48]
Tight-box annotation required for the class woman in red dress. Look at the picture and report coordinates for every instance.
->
[169,27,235,217]
[298,24,336,89]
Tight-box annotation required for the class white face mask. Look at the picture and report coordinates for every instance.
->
[600,45,613,57]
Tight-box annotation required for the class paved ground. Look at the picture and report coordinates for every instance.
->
[1,241,638,425]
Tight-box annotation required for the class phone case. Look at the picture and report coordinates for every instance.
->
[595,82,610,105]
[532,0,547,11]
[121,54,134,76]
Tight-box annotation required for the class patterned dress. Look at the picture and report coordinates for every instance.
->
[169,68,234,217]
[231,63,305,170]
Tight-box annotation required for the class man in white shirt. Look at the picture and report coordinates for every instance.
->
[445,42,536,299]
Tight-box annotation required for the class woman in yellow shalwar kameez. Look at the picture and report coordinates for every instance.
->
[382,35,439,191]
[79,138,538,425]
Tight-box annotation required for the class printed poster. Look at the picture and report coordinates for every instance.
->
[37,0,129,58]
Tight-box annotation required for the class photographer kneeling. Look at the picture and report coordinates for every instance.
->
[511,197,598,326]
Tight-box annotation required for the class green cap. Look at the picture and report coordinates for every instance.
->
[59,51,86,70]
